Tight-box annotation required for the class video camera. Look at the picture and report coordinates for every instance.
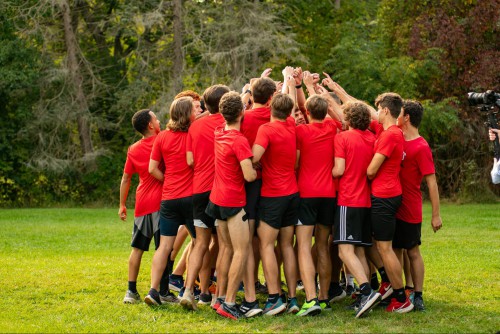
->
[468,90,500,159]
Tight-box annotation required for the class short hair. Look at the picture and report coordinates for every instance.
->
[271,93,294,120]
[175,90,201,101]
[132,109,152,135]
[251,78,276,104]
[306,95,328,120]
[343,101,371,130]
[375,92,403,119]
[203,85,230,114]
[167,97,193,132]
[403,100,424,128]
[219,91,244,125]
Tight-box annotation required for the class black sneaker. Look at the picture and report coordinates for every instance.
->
[413,295,425,311]
[198,292,212,305]
[144,288,162,306]
[355,290,381,318]
[217,302,243,320]
[345,294,361,311]
[255,281,268,295]
[239,299,263,318]
[329,285,347,303]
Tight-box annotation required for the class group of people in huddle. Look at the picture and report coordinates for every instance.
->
[118,66,443,320]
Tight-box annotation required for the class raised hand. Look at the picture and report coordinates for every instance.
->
[293,67,303,85]
[261,68,272,78]
[282,66,294,79]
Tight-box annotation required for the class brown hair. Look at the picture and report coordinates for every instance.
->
[203,85,230,114]
[166,97,193,132]
[343,101,371,130]
[219,91,244,125]
[175,90,201,101]
[132,109,152,135]
[271,93,294,120]
[374,92,403,119]
[252,77,276,104]
[306,95,328,120]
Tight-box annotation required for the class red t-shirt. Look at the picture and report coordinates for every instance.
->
[371,125,404,198]
[296,119,337,198]
[335,129,375,207]
[240,106,271,147]
[210,127,253,207]
[254,117,298,197]
[186,113,225,194]
[369,120,384,138]
[151,130,193,200]
[396,136,435,223]
[124,136,163,217]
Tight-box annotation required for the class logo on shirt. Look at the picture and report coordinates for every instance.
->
[347,235,354,240]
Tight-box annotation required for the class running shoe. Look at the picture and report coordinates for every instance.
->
[255,280,268,295]
[198,292,212,305]
[179,288,198,311]
[378,282,393,300]
[208,281,217,296]
[405,288,415,304]
[296,299,321,317]
[287,297,300,314]
[296,280,304,291]
[329,285,347,303]
[386,297,414,313]
[123,290,141,304]
[263,298,286,316]
[160,291,179,304]
[413,295,425,312]
[239,300,263,318]
[144,288,162,306]
[217,302,242,320]
[318,299,332,311]
[355,290,381,318]
[169,275,184,292]
[212,297,224,311]
[345,295,361,311]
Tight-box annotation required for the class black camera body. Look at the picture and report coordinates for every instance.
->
[468,90,500,159]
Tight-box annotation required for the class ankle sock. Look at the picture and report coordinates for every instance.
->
[378,267,389,283]
[394,288,406,303]
[128,281,137,293]
[268,293,279,303]
[360,282,371,296]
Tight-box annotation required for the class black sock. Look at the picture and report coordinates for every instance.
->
[170,274,183,280]
[414,291,422,298]
[128,281,137,293]
[370,273,379,289]
[405,285,414,291]
[306,298,315,304]
[378,267,389,283]
[268,293,279,303]
[166,255,175,277]
[394,288,406,303]
[159,266,169,296]
[360,282,371,296]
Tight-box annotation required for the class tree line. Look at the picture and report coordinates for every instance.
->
[0,0,499,207]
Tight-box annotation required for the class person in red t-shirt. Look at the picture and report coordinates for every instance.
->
[143,97,196,307]
[295,95,337,316]
[332,101,381,318]
[394,100,443,311]
[367,92,413,313]
[240,77,277,308]
[119,109,167,304]
[252,93,299,315]
[181,85,229,309]
[205,92,257,320]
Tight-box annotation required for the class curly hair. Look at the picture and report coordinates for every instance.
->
[219,91,244,125]
[166,97,193,132]
[343,101,371,130]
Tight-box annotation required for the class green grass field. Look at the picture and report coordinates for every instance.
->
[0,203,498,333]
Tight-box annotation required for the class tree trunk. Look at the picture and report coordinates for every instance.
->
[172,0,183,93]
[60,0,93,155]
[335,0,340,9]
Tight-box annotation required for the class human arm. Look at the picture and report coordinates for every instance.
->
[367,153,386,180]
[241,83,253,109]
[332,157,346,178]
[148,159,165,182]
[424,173,442,232]
[240,158,257,182]
[293,67,306,112]
[286,75,297,113]
[252,144,266,165]
[281,66,294,94]
[303,71,316,97]
[118,172,132,221]
[186,151,194,167]
[261,68,272,78]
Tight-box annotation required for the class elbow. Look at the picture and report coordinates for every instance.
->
[367,169,376,180]
[245,172,257,183]
[187,160,194,167]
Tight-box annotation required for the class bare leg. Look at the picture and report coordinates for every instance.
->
[403,250,414,288]
[128,248,144,282]
[376,240,404,289]
[407,246,424,292]
[151,235,176,290]
[216,220,233,298]
[296,225,316,301]
[172,240,191,276]
[243,220,257,302]
[338,244,369,286]
[279,225,297,298]
[257,221,280,295]
[184,227,211,290]
[315,225,331,300]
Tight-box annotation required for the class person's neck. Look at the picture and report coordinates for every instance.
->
[270,115,286,122]
[252,103,268,109]
[309,118,323,124]
[225,122,241,131]
[383,118,397,130]
[143,131,156,139]
[403,125,420,140]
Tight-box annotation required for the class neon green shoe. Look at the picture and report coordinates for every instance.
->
[319,299,332,311]
[297,298,322,317]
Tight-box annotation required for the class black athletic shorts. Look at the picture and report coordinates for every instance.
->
[131,212,161,251]
[298,197,336,226]
[392,219,422,249]
[160,197,195,237]
[245,179,262,221]
[371,195,402,241]
[259,193,299,230]
[205,200,246,221]
[333,206,372,247]
[193,191,216,229]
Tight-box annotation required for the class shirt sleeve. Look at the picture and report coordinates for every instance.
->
[334,133,346,159]
[254,124,270,150]
[369,120,383,137]
[417,143,435,176]
[123,148,136,175]
[375,131,396,158]
[150,133,163,162]
[186,130,193,152]
[234,135,253,162]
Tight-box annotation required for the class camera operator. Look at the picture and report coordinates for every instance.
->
[488,128,500,184]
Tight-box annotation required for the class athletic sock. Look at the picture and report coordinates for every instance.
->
[128,281,137,293]
[394,288,406,303]
[226,302,235,307]
[268,293,279,303]
[405,285,414,291]
[346,274,354,287]
[360,282,372,296]
[370,272,379,289]
[170,274,183,280]
[414,291,422,298]
[306,298,315,304]
[159,266,169,296]
[378,267,390,283]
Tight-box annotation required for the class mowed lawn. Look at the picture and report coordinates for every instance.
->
[0,203,498,333]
